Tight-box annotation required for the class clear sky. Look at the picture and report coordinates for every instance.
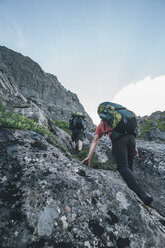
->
[1,0,165,124]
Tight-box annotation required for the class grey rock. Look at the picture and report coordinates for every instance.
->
[149,128,165,141]
[135,139,165,217]
[0,128,165,248]
[37,206,59,236]
[150,111,165,121]
[143,128,165,142]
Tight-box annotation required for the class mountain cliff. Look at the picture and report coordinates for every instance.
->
[0,46,165,248]
[0,46,94,129]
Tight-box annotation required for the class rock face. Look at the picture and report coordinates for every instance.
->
[0,46,94,128]
[0,69,49,127]
[137,112,165,142]
[0,128,165,248]
[144,128,165,142]
[135,140,165,217]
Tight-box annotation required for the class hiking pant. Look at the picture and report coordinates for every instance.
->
[112,134,146,199]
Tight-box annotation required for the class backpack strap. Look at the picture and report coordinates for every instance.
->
[103,121,112,136]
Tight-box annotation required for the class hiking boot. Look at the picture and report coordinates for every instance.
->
[143,194,153,205]
[139,192,153,205]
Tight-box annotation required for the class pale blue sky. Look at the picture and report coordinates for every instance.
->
[1,0,165,124]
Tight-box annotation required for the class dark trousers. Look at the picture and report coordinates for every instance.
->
[112,134,146,199]
[71,129,84,142]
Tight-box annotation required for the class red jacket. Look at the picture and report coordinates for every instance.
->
[95,121,113,139]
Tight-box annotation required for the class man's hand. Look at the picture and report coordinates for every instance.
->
[81,134,99,167]
[81,156,91,167]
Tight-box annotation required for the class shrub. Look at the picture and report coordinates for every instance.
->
[0,104,57,142]
[140,119,154,135]
[158,120,165,132]
[54,120,71,135]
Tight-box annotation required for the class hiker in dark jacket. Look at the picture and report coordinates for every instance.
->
[82,102,153,206]
[69,112,86,154]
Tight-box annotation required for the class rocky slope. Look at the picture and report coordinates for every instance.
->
[0,128,165,248]
[0,45,94,129]
[0,46,165,248]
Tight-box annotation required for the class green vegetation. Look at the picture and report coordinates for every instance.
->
[74,148,117,171]
[157,120,165,132]
[0,104,57,142]
[140,118,165,135]
[140,119,154,135]
[54,120,71,135]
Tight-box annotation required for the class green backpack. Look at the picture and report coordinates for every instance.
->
[71,112,86,118]
[97,102,137,141]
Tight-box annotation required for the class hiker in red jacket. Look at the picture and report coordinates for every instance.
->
[82,102,153,206]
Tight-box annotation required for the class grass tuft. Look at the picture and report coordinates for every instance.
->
[73,148,117,171]
[54,120,71,135]
[0,104,57,142]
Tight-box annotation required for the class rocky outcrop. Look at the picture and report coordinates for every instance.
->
[0,68,73,152]
[135,140,165,217]
[0,69,49,127]
[0,46,94,129]
[0,128,165,248]
[143,128,165,142]
[137,112,165,142]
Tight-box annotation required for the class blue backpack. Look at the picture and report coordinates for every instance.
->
[98,102,137,141]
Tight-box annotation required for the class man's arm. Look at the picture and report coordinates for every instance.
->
[82,134,99,167]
